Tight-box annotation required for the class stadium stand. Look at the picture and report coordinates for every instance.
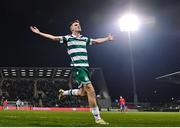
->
[0,67,111,109]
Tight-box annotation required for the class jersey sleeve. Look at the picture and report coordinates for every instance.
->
[59,35,68,44]
[86,37,93,45]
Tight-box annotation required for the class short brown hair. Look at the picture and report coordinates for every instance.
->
[69,19,80,28]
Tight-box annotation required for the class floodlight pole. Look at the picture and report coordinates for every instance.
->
[128,31,138,107]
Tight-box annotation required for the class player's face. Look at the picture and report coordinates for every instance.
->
[71,22,81,32]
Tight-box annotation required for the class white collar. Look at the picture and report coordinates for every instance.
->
[71,34,82,38]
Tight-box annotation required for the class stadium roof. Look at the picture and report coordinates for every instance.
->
[156,71,180,84]
[0,67,100,80]
[0,67,74,80]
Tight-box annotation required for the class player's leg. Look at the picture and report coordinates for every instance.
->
[83,83,97,107]
[84,83,109,125]
[120,104,123,112]
[59,67,108,125]
[76,68,108,125]
[78,87,87,96]
[59,87,87,99]
[122,104,125,112]
[59,68,87,99]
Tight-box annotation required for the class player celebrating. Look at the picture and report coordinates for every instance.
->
[30,19,113,125]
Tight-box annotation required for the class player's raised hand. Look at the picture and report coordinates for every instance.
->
[30,26,40,34]
[107,33,114,41]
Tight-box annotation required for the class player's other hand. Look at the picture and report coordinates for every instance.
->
[30,26,40,34]
[107,33,114,41]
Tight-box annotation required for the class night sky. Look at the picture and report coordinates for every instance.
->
[1,0,180,103]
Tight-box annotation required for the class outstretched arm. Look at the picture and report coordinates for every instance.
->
[92,33,114,44]
[30,26,62,42]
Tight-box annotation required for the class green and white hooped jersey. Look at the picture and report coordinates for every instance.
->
[60,34,93,67]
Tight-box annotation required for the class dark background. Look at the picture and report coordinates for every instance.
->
[1,0,180,103]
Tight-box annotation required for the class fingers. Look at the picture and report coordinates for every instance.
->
[30,26,34,32]
[108,33,113,38]
[30,26,37,30]
[30,26,39,33]
[107,33,114,40]
[30,26,35,31]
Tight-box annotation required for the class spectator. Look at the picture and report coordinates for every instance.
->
[3,99,8,110]
[16,99,21,110]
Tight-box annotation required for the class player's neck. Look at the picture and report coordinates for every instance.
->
[72,31,81,37]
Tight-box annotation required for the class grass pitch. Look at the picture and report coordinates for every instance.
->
[0,110,180,127]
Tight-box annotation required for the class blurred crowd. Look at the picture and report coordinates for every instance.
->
[0,79,88,107]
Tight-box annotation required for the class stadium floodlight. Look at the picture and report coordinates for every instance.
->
[118,13,140,32]
[118,13,140,106]
[3,69,8,71]
[57,69,62,72]
[64,72,69,75]
[29,72,34,76]
[4,74,9,76]
[11,69,16,71]
[12,74,17,76]
[46,71,52,77]
[3,69,9,77]
[56,72,61,74]
[47,72,51,75]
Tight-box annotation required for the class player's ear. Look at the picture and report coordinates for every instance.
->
[70,25,74,32]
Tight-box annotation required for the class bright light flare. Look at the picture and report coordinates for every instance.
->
[118,14,141,32]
